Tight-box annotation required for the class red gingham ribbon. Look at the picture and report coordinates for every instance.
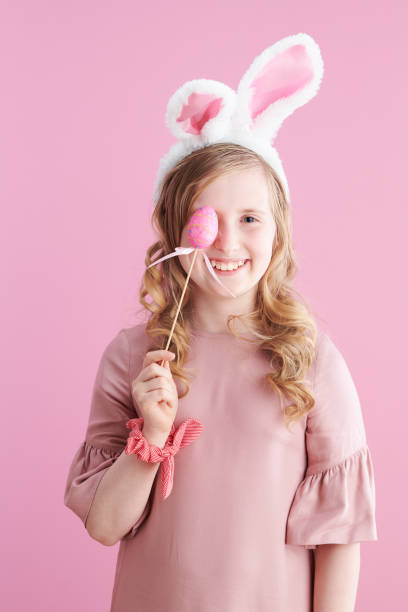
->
[125,417,204,499]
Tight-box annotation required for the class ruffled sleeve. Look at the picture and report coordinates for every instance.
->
[63,328,153,541]
[285,333,378,550]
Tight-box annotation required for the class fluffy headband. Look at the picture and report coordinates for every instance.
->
[152,32,324,206]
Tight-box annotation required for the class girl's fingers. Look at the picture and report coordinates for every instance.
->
[140,362,173,383]
[139,353,174,382]
[131,352,176,394]
[133,370,176,399]
[143,350,175,368]
[143,376,173,393]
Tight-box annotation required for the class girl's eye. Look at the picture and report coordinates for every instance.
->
[242,216,258,224]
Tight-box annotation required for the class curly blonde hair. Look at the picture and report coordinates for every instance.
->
[138,142,319,432]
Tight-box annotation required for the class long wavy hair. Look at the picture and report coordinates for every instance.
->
[138,142,319,432]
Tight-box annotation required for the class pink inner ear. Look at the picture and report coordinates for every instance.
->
[176,92,223,135]
[249,44,314,121]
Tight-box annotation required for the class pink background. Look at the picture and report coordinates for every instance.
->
[1,1,406,609]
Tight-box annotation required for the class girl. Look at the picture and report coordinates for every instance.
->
[64,35,377,612]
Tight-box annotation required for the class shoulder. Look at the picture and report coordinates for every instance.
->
[119,323,153,377]
[100,323,149,366]
[314,328,340,362]
[120,322,149,347]
[313,331,358,397]
[308,330,367,444]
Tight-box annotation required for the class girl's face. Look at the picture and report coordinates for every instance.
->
[178,166,277,302]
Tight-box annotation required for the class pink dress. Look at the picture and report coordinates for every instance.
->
[64,323,378,611]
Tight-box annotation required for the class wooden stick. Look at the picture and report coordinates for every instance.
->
[159,247,198,367]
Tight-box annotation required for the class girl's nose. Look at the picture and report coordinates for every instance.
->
[212,222,239,252]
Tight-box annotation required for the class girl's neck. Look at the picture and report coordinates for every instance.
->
[189,291,257,335]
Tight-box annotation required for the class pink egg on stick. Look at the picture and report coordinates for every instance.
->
[146,205,236,367]
[158,206,218,365]
[187,205,219,249]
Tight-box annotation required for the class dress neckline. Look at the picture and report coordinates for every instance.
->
[189,323,258,343]
[191,328,234,339]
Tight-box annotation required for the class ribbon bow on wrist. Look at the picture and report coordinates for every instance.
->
[125,416,204,499]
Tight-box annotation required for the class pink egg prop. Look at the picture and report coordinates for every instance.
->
[147,203,236,369]
[147,204,234,298]
[187,206,218,249]
[152,204,235,368]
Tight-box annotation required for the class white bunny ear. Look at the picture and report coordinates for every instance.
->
[234,33,324,141]
[165,78,237,144]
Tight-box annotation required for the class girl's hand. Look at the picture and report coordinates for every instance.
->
[131,350,178,437]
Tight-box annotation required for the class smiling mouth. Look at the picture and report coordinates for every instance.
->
[210,259,250,274]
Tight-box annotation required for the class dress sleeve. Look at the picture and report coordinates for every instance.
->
[285,332,378,550]
[63,328,153,541]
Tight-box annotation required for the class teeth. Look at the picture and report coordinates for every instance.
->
[210,259,246,271]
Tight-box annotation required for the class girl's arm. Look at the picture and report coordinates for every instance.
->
[86,427,169,546]
[313,543,360,612]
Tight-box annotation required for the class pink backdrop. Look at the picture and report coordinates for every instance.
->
[1,1,405,609]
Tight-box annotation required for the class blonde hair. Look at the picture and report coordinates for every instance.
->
[139,142,319,432]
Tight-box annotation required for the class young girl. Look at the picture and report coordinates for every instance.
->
[64,34,377,612]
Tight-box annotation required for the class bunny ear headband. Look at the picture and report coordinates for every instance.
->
[153,32,324,206]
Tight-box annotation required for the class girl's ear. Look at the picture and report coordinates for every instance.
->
[235,33,324,142]
[165,78,237,143]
